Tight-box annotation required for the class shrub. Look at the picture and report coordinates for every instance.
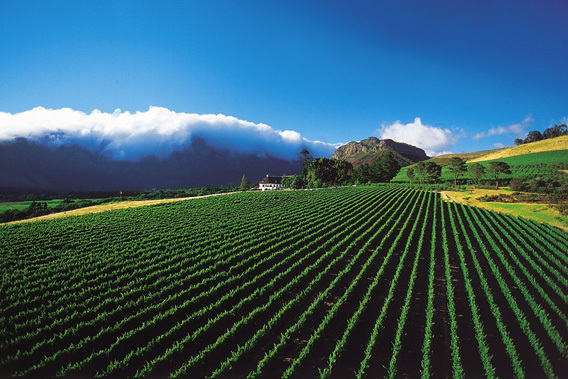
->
[509,179,526,192]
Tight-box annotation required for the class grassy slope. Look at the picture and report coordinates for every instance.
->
[427,149,501,166]
[440,189,568,232]
[395,136,568,231]
[468,135,568,162]
[402,135,568,169]
[2,193,234,225]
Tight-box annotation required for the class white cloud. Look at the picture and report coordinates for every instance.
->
[473,115,534,140]
[378,117,458,156]
[493,143,505,148]
[0,106,336,160]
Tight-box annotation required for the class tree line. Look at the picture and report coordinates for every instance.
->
[278,149,402,189]
[514,124,567,145]
[407,157,512,189]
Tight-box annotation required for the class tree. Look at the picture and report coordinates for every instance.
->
[373,153,400,182]
[514,138,524,145]
[555,124,567,136]
[299,148,313,177]
[305,158,352,187]
[352,153,400,184]
[542,127,555,140]
[447,157,467,186]
[543,124,567,139]
[468,163,485,187]
[414,161,441,184]
[407,167,414,185]
[27,201,49,218]
[334,159,353,185]
[352,163,371,184]
[282,174,304,189]
[488,161,511,189]
[305,158,336,187]
[240,174,250,189]
[523,130,543,144]
[509,178,525,192]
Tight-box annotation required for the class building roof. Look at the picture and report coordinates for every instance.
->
[259,175,282,184]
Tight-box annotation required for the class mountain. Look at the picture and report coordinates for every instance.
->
[0,137,301,192]
[332,137,428,167]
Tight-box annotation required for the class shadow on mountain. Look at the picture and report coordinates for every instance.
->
[0,137,300,191]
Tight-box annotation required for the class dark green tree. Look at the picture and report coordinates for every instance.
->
[306,158,352,187]
[299,148,313,177]
[353,163,371,184]
[374,153,400,182]
[407,167,414,185]
[543,124,567,139]
[306,158,336,187]
[542,128,555,140]
[414,161,442,184]
[523,130,543,144]
[488,161,511,189]
[334,159,353,185]
[240,174,250,189]
[468,162,485,187]
[509,178,526,192]
[27,201,49,218]
[352,153,400,183]
[289,175,305,189]
[447,157,467,186]
[281,174,304,189]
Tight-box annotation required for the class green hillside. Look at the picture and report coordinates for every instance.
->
[394,149,568,184]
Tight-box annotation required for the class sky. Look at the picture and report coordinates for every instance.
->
[1,0,567,158]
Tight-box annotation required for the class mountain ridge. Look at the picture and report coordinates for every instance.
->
[0,137,300,191]
[332,137,429,167]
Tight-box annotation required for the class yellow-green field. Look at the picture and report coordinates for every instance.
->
[3,193,232,225]
[440,188,568,232]
[467,135,568,163]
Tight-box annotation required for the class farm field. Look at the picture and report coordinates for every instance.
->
[1,185,568,378]
[440,189,568,232]
[0,199,64,213]
[1,193,230,225]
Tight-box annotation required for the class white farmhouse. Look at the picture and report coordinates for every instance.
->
[258,175,283,191]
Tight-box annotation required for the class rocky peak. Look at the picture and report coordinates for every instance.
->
[332,137,428,167]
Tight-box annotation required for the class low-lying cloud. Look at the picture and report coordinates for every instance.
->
[0,106,336,161]
[378,117,458,156]
[472,115,534,140]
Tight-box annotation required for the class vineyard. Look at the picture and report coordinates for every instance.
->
[1,185,567,378]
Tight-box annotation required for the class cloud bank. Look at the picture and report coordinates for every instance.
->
[472,115,534,140]
[0,106,336,161]
[378,117,458,156]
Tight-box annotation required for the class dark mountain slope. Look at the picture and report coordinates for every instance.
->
[0,137,300,191]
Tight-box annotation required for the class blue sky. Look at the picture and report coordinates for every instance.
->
[1,0,567,157]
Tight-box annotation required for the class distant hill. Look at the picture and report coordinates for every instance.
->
[425,135,568,167]
[331,137,429,168]
[467,135,568,163]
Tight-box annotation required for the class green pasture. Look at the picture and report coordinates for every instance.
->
[394,150,568,184]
